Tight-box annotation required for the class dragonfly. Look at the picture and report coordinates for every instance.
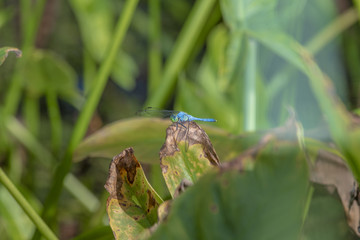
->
[138,107,216,125]
[138,107,216,149]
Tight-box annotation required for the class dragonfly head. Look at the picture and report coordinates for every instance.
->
[170,114,179,123]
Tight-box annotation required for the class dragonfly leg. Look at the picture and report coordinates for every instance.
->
[178,121,187,129]
[185,121,190,151]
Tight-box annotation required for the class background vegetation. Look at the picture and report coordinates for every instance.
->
[1,0,360,239]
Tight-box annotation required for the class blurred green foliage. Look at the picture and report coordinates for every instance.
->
[0,0,360,239]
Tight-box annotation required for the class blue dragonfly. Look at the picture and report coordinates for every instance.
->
[138,107,216,149]
[138,107,216,125]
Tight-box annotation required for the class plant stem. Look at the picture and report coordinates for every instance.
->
[148,0,162,95]
[69,0,139,152]
[46,89,62,154]
[0,168,58,240]
[306,8,358,54]
[244,39,257,132]
[6,117,100,212]
[145,0,217,108]
[23,95,40,137]
[38,0,140,225]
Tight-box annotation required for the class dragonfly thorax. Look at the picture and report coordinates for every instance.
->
[170,112,190,123]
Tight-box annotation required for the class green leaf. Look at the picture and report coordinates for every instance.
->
[104,148,163,239]
[0,47,22,66]
[74,117,264,164]
[145,0,217,108]
[150,139,309,239]
[74,118,170,164]
[248,28,360,182]
[159,122,219,196]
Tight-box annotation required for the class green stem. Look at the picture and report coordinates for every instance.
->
[6,117,100,212]
[3,71,23,119]
[23,95,40,137]
[301,186,314,228]
[39,0,140,224]
[306,8,358,54]
[46,89,62,154]
[0,168,58,240]
[148,0,162,95]
[6,117,54,167]
[19,0,31,49]
[83,50,97,96]
[20,0,47,51]
[187,2,221,66]
[64,174,100,212]
[145,0,217,108]
[148,0,164,200]
[243,39,257,131]
[69,0,139,152]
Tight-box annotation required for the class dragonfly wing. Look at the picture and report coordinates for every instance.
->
[136,107,179,118]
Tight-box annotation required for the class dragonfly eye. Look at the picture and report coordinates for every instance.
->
[170,114,178,122]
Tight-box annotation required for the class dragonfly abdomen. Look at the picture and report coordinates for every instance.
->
[189,117,216,122]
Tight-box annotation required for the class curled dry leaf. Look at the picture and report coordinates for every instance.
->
[160,122,219,165]
[159,122,219,197]
[104,147,163,240]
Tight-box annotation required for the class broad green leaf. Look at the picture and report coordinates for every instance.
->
[249,28,360,182]
[74,118,169,164]
[0,47,22,66]
[150,139,309,240]
[75,113,345,167]
[74,114,308,165]
[159,122,219,196]
[104,148,163,239]
[74,117,263,164]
